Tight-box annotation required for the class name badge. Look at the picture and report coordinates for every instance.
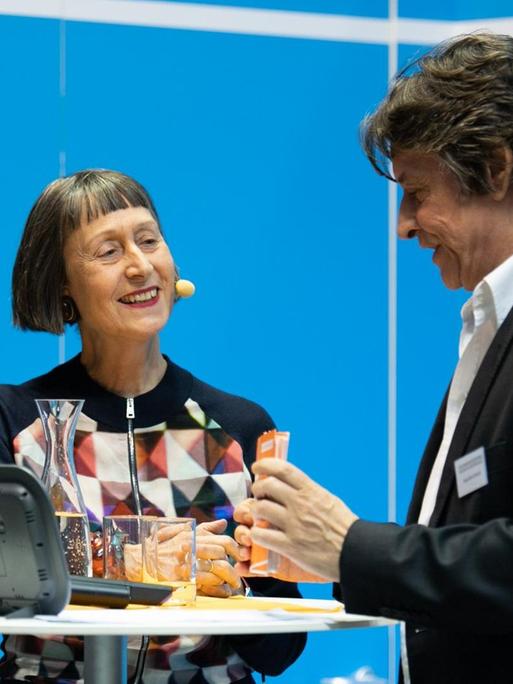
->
[454,446,488,498]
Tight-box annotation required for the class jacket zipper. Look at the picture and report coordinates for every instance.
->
[126,396,149,683]
[126,397,142,516]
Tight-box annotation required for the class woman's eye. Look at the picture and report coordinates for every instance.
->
[97,246,119,259]
[140,237,159,248]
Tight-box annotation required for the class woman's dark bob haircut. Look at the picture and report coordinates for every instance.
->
[361,32,513,195]
[12,169,160,334]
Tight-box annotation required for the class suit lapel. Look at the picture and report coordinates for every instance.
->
[406,391,447,524]
[429,304,513,526]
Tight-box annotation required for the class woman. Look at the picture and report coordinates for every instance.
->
[0,170,305,683]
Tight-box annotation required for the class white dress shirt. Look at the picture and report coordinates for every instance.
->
[418,253,513,525]
[401,252,513,683]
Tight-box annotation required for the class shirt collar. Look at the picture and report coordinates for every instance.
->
[483,252,513,329]
[459,253,513,356]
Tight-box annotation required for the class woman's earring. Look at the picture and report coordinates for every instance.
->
[175,279,196,301]
[62,296,79,324]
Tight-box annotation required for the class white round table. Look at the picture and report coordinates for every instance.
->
[0,597,395,683]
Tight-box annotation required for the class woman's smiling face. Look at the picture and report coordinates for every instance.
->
[63,206,175,343]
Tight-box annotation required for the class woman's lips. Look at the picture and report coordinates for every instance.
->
[118,287,160,308]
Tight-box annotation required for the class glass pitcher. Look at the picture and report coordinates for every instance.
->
[36,399,92,577]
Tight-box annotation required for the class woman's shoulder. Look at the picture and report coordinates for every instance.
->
[193,374,272,420]
[166,359,275,441]
[0,362,70,445]
[188,373,275,461]
[4,357,78,393]
[0,356,82,410]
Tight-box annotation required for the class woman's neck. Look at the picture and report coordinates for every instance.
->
[79,336,167,397]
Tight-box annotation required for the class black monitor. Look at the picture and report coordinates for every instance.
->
[0,465,70,618]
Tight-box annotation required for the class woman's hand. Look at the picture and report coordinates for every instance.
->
[119,518,250,596]
[123,542,144,582]
[194,519,249,598]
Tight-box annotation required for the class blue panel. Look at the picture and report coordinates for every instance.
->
[397,234,467,521]
[285,628,388,683]
[133,0,388,18]
[398,0,458,20]
[458,0,513,18]
[65,21,389,681]
[0,16,60,383]
[395,44,467,524]
[399,0,513,19]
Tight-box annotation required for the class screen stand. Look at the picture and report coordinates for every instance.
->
[2,604,37,619]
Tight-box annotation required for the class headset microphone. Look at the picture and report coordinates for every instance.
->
[175,279,196,299]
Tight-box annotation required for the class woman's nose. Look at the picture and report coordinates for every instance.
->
[125,246,154,278]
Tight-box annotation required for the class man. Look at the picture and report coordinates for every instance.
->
[234,33,513,684]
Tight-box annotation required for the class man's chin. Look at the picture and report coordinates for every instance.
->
[439,269,462,291]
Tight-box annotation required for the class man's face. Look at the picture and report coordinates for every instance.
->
[393,150,507,291]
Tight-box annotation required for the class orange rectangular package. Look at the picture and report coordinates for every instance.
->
[249,430,328,583]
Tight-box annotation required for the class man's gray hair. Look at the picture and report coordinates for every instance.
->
[361,32,513,194]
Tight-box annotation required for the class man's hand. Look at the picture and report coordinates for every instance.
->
[233,498,256,577]
[250,459,358,582]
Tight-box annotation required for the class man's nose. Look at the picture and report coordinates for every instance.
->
[397,196,418,240]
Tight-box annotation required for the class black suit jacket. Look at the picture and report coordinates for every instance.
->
[338,304,513,683]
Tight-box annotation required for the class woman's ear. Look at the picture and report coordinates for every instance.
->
[487,146,513,201]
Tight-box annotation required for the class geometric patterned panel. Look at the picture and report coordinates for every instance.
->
[8,398,253,683]
[12,417,46,478]
[12,400,251,529]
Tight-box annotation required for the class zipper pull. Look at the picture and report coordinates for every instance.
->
[126,397,135,419]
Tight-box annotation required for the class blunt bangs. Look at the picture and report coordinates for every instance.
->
[12,169,161,334]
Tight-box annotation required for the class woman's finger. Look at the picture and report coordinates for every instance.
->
[195,542,231,561]
[196,533,245,562]
[198,582,233,598]
[156,523,194,543]
[206,559,242,589]
[196,570,225,587]
[196,519,227,535]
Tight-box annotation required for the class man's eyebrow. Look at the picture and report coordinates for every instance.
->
[396,172,427,186]
[396,171,417,184]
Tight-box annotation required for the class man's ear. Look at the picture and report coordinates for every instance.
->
[487,146,513,201]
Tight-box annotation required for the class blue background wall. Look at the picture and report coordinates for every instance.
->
[0,1,507,681]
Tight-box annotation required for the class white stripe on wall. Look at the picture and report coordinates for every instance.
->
[58,16,67,366]
[387,0,398,681]
[387,0,398,531]
[0,0,511,45]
